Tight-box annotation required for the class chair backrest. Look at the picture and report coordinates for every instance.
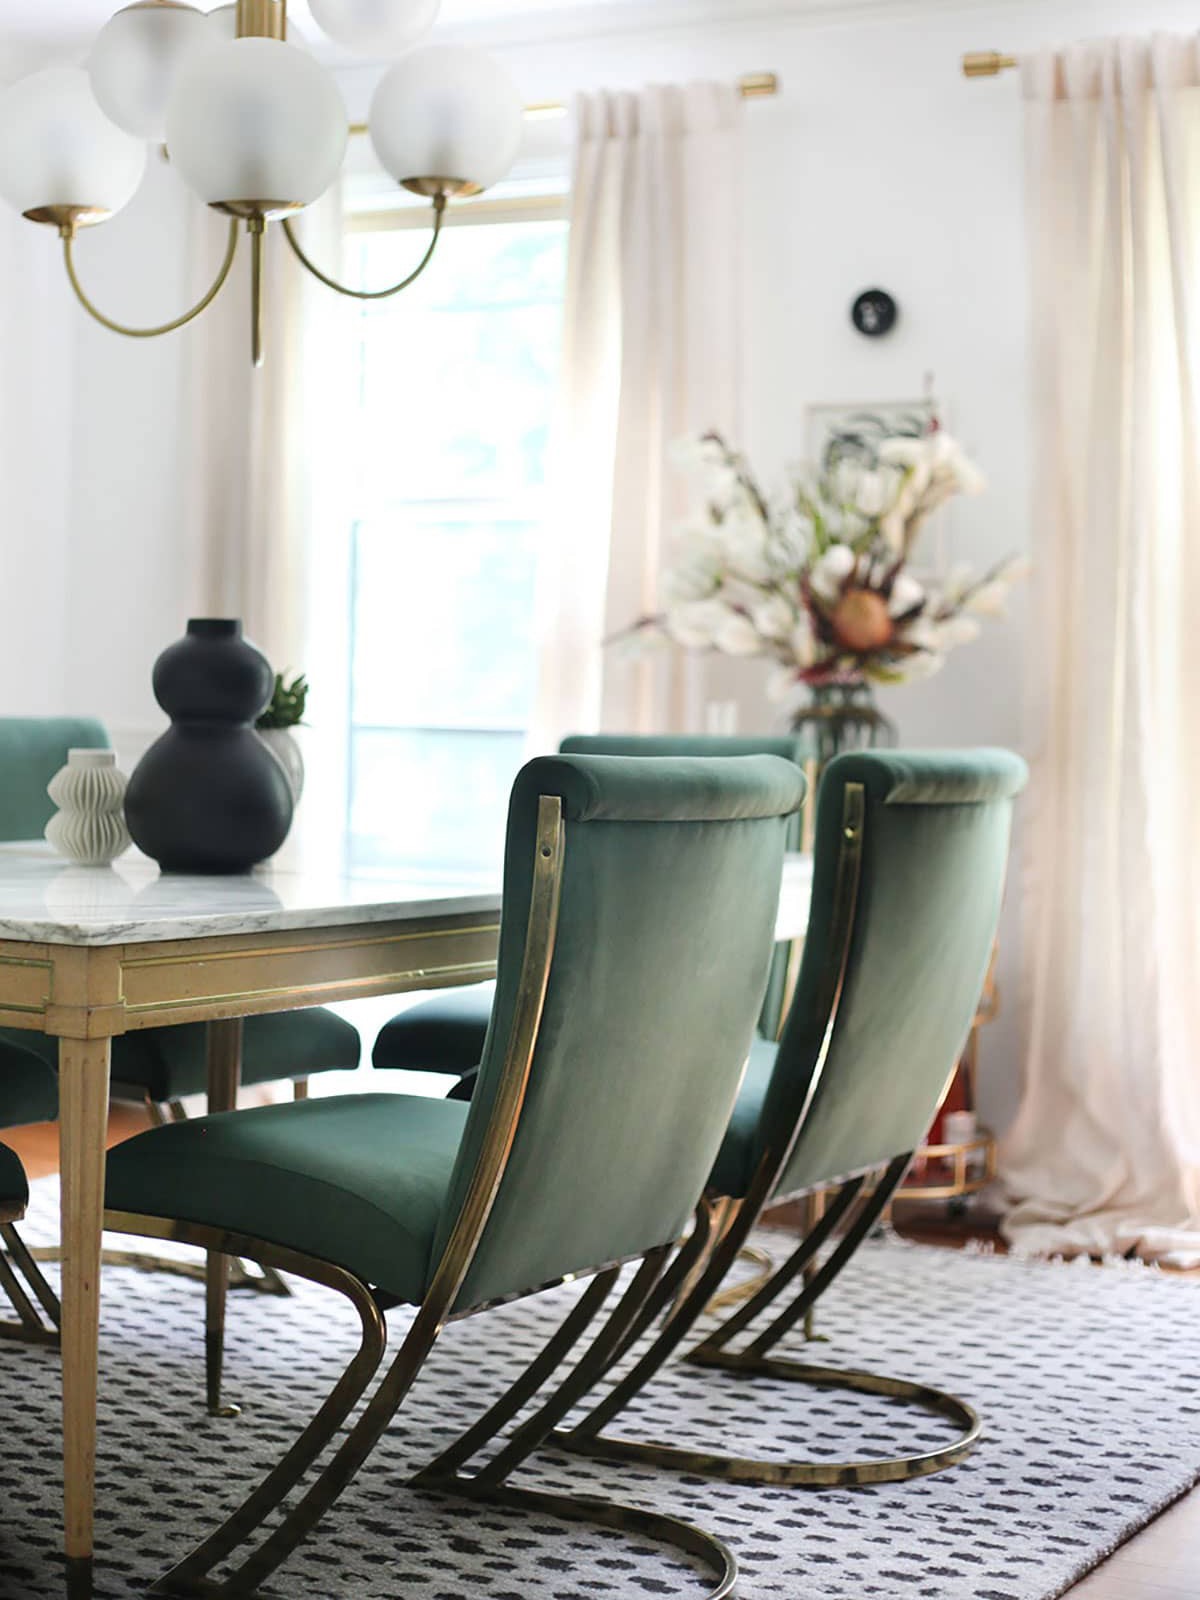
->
[755,749,1027,1201]
[437,752,804,1312]
[0,718,110,842]
[558,734,808,850]
[559,733,809,1036]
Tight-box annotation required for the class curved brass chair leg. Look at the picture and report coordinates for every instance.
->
[430,1478,738,1600]
[414,1266,628,1485]
[558,1158,980,1488]
[0,1221,61,1345]
[556,1172,813,1450]
[186,1255,689,1599]
[415,1249,738,1600]
[705,1242,775,1314]
[102,1213,387,1598]
[567,1344,982,1486]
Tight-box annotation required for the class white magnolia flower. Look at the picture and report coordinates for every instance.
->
[788,616,817,669]
[898,650,946,683]
[854,467,896,518]
[669,434,731,474]
[829,456,872,509]
[950,452,987,496]
[936,615,982,649]
[897,615,941,652]
[879,508,907,556]
[662,561,719,605]
[664,598,731,649]
[963,579,1012,618]
[936,436,986,496]
[888,573,926,617]
[752,595,794,640]
[993,555,1032,585]
[942,562,977,604]
[705,464,743,509]
[766,513,812,573]
[809,543,856,602]
[714,611,764,657]
[721,535,773,585]
[878,436,929,469]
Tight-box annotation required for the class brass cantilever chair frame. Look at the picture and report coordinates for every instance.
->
[0,1049,64,1347]
[102,753,802,1600]
[0,1184,62,1348]
[538,751,1025,1489]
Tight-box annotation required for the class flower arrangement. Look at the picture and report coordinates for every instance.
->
[636,426,1026,705]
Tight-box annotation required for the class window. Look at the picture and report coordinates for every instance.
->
[342,204,569,880]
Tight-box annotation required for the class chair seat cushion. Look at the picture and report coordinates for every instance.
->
[2,1008,361,1105]
[708,1035,778,1200]
[105,1093,469,1305]
[372,984,494,1074]
[0,1042,59,1129]
[0,1142,29,1212]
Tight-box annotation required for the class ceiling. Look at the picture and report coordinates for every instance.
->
[1,0,647,45]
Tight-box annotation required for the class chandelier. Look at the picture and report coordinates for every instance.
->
[0,1,524,365]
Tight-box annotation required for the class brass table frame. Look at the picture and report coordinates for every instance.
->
[0,904,500,1599]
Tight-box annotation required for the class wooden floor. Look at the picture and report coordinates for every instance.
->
[6,1119,1198,1596]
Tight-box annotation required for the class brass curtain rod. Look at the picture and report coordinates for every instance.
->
[962,51,1018,79]
[349,70,779,136]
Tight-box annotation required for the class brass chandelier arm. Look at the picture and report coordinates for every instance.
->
[282,194,447,301]
[61,217,240,340]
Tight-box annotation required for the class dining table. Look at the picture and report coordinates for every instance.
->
[0,839,813,1596]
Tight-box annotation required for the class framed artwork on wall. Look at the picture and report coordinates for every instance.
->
[806,396,940,471]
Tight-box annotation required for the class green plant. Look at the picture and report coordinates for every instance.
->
[257,672,309,731]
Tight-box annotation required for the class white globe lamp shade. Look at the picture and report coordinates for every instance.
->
[309,0,439,56]
[0,66,147,227]
[369,46,523,196]
[88,2,211,142]
[165,38,347,215]
[206,4,310,50]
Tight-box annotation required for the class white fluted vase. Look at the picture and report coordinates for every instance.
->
[45,748,131,866]
[258,728,305,805]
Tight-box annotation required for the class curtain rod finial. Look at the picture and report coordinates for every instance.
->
[962,51,1018,79]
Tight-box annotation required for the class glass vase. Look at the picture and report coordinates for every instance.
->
[789,682,896,772]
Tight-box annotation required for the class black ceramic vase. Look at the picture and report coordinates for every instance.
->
[125,619,294,874]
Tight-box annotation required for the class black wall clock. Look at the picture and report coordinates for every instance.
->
[851,288,898,338]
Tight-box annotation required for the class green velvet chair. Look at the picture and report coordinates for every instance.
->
[102,752,803,1599]
[372,732,811,1092]
[0,1045,62,1347]
[543,748,1028,1488]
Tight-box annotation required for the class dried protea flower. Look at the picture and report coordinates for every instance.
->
[830,589,894,652]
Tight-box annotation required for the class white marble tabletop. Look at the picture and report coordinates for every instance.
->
[0,842,501,947]
[0,842,814,948]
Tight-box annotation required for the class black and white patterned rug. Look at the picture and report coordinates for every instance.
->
[2,1186,1198,1600]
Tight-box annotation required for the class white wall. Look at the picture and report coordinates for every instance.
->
[2,0,1195,1132]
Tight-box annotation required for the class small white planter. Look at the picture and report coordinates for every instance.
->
[258,727,305,806]
[45,748,131,867]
